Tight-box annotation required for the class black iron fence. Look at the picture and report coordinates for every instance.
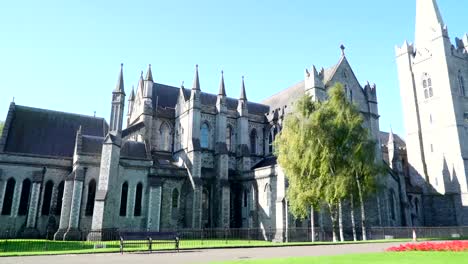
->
[0,226,467,255]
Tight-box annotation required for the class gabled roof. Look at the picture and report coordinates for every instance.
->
[4,105,108,157]
[379,131,406,149]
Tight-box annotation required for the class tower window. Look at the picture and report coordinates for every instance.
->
[422,73,433,99]
[250,129,257,155]
[458,73,466,97]
[200,123,210,149]
[226,125,233,152]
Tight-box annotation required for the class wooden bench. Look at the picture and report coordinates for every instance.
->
[119,231,179,254]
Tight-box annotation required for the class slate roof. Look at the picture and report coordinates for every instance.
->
[81,135,105,155]
[261,81,305,113]
[252,156,277,169]
[152,83,270,115]
[121,141,148,159]
[4,105,108,157]
[379,131,406,149]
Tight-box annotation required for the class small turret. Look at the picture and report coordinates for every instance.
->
[305,65,325,101]
[239,76,247,101]
[192,64,200,91]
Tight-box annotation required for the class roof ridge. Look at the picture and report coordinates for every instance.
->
[15,105,106,120]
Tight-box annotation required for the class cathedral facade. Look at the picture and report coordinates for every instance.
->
[0,0,460,241]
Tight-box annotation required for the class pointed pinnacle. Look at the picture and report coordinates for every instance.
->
[192,64,200,91]
[128,86,135,101]
[218,70,226,96]
[114,63,125,94]
[240,76,247,101]
[145,64,153,81]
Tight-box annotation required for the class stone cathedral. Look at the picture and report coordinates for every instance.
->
[0,0,463,240]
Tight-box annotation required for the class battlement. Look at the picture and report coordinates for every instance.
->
[395,41,415,57]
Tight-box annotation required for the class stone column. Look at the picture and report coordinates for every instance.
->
[26,182,41,228]
[23,170,44,238]
[147,177,162,231]
[128,184,136,218]
[64,168,84,240]
[54,174,74,240]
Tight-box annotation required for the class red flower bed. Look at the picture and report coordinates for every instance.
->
[387,241,468,252]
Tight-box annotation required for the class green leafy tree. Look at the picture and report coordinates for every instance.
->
[0,121,4,137]
[275,83,380,242]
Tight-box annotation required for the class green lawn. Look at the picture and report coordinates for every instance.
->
[210,252,468,264]
[0,238,456,257]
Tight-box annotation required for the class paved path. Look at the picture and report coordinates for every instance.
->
[2,242,404,264]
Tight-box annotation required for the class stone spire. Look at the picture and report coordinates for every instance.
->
[192,64,200,91]
[239,76,247,101]
[113,63,125,95]
[388,128,397,168]
[218,71,226,96]
[145,64,153,81]
[415,0,445,48]
[128,86,135,101]
[138,71,144,94]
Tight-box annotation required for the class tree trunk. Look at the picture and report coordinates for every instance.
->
[356,175,367,241]
[310,205,315,242]
[328,203,338,243]
[338,201,344,242]
[350,194,357,241]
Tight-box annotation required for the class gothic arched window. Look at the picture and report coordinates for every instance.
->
[85,179,96,216]
[41,180,54,216]
[172,188,179,208]
[1,178,16,215]
[226,125,233,152]
[119,182,129,217]
[243,189,248,208]
[268,126,278,154]
[458,73,466,97]
[134,182,143,216]
[200,123,210,149]
[422,73,433,99]
[250,129,257,155]
[18,179,31,216]
[55,181,64,216]
[160,122,172,152]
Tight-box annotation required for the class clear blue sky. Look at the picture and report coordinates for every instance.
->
[0,0,466,138]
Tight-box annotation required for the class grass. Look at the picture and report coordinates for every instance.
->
[0,238,460,257]
[210,252,468,264]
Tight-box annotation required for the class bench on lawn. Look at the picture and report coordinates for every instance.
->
[119,231,179,254]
